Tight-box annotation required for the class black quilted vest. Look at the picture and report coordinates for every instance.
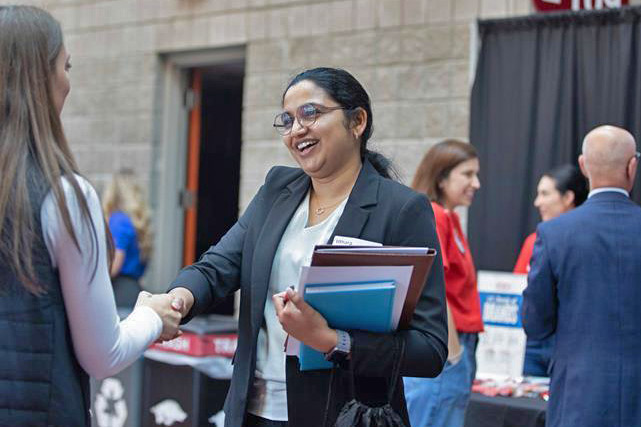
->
[0,168,90,426]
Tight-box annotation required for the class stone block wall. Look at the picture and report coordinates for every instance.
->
[9,0,641,209]
[0,0,543,207]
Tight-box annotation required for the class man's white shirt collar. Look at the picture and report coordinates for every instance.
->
[588,187,629,198]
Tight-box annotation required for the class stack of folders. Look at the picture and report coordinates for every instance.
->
[286,245,437,371]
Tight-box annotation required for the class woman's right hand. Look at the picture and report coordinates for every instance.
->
[135,291,183,341]
[167,287,195,318]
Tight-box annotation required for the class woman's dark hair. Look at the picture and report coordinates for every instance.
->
[544,164,588,207]
[412,139,478,203]
[283,67,395,179]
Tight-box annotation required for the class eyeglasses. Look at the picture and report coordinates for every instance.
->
[273,103,347,136]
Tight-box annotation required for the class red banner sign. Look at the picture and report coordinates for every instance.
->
[150,333,237,358]
[533,0,628,11]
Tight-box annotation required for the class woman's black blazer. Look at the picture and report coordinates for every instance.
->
[170,159,448,427]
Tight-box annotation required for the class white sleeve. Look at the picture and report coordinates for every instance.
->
[41,175,163,379]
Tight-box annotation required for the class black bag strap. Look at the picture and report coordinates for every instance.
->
[324,366,338,427]
[386,336,406,402]
[346,335,406,402]
[323,336,406,427]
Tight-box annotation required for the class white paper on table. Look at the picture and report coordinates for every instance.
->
[285,265,414,356]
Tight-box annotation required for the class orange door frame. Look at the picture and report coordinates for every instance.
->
[182,69,202,267]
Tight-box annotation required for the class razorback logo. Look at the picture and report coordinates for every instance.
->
[208,410,225,426]
[150,399,188,426]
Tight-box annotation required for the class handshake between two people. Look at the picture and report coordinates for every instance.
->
[134,287,195,342]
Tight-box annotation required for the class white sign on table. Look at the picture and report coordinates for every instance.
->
[476,271,528,379]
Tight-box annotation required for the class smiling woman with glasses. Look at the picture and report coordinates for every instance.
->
[166,67,448,427]
[273,103,348,136]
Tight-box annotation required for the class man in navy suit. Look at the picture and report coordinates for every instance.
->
[523,125,641,427]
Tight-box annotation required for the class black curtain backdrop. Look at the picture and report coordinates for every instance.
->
[469,6,641,271]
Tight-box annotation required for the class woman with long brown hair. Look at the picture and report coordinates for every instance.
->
[403,139,483,427]
[0,6,180,425]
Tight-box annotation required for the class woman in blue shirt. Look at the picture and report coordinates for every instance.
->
[103,170,153,307]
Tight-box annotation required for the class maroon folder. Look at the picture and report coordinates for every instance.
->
[310,246,437,329]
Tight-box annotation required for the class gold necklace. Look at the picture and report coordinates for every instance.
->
[314,198,345,217]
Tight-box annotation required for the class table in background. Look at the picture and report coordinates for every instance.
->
[464,393,547,427]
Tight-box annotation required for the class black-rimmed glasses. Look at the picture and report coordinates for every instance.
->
[273,103,347,136]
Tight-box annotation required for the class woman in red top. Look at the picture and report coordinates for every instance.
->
[514,164,587,377]
[403,139,482,427]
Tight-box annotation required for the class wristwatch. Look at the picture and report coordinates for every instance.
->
[324,329,351,364]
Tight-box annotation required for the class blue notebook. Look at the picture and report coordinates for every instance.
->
[298,279,396,371]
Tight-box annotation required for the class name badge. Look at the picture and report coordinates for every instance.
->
[332,235,382,247]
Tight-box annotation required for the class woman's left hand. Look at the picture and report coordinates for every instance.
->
[273,287,337,353]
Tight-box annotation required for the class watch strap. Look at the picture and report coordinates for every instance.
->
[324,329,351,363]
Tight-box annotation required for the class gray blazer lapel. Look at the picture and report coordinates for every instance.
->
[250,173,310,327]
[329,160,380,243]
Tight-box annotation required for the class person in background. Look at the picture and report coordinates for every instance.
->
[103,169,154,307]
[523,125,641,427]
[514,164,587,377]
[0,6,181,426]
[165,67,448,427]
[404,139,483,427]
[514,164,588,274]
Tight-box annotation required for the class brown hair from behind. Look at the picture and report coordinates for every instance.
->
[412,139,479,204]
[0,6,108,294]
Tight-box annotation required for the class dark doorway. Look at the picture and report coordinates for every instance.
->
[186,61,244,315]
